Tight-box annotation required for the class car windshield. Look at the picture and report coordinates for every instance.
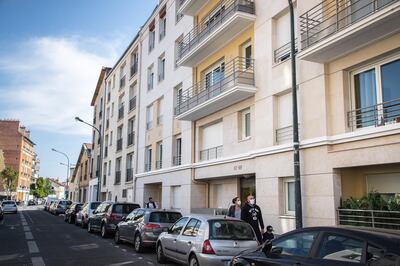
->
[2,201,15,206]
[209,220,256,241]
[149,212,182,223]
[113,204,139,214]
[90,202,100,209]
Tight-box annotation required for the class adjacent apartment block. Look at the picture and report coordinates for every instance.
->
[70,143,92,203]
[0,120,36,201]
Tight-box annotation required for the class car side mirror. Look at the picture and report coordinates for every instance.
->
[167,227,173,234]
[270,246,283,255]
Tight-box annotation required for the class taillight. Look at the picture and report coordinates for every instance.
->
[143,223,160,232]
[202,240,215,254]
[109,213,121,221]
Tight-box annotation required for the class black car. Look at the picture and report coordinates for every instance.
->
[0,205,4,223]
[64,202,83,224]
[231,226,400,266]
[28,200,36,206]
[87,202,140,238]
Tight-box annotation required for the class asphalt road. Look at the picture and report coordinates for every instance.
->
[0,206,175,266]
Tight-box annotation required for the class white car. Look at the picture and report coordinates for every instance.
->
[1,200,17,214]
[75,201,101,228]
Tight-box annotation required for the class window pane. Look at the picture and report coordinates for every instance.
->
[287,181,295,212]
[381,59,400,123]
[354,69,377,127]
[182,218,198,236]
[208,220,255,241]
[245,112,251,137]
[272,232,318,257]
[316,233,364,263]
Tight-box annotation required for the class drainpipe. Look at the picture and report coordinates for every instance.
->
[288,0,303,229]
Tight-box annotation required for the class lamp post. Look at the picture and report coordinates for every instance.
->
[288,0,303,229]
[51,148,70,199]
[75,116,102,201]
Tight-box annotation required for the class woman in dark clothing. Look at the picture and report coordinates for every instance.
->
[227,197,242,219]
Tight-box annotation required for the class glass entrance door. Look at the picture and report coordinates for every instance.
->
[240,176,255,204]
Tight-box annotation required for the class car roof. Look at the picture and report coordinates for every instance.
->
[182,214,244,222]
[139,208,182,213]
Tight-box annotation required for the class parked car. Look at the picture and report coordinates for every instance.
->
[64,202,83,224]
[231,226,400,266]
[1,200,18,214]
[115,209,182,252]
[28,200,36,206]
[75,201,101,228]
[0,205,4,223]
[44,200,56,211]
[156,215,258,266]
[87,202,140,238]
[50,200,72,215]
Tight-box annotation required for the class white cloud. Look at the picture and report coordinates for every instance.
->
[0,36,123,135]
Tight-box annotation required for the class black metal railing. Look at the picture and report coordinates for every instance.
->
[175,57,255,116]
[177,0,255,60]
[129,96,137,111]
[300,0,398,49]
[127,132,135,146]
[173,155,182,166]
[156,160,163,169]
[120,76,126,88]
[115,171,121,184]
[338,209,400,231]
[274,38,298,64]
[200,145,223,161]
[126,168,133,182]
[130,63,138,77]
[347,97,400,129]
[144,163,152,172]
[117,138,123,151]
[118,106,124,120]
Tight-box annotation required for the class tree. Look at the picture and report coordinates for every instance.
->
[30,177,54,199]
[0,166,18,200]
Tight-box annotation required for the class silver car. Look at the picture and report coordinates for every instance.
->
[75,201,101,228]
[156,215,258,266]
[1,200,17,214]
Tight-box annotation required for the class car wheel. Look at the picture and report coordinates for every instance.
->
[189,255,199,266]
[156,243,167,264]
[101,224,108,238]
[114,229,121,244]
[87,221,93,233]
[134,234,144,253]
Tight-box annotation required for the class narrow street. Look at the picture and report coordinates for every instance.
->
[0,206,174,266]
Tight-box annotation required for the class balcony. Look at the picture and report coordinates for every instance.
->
[156,160,163,169]
[117,138,123,151]
[118,106,124,120]
[347,98,400,130]
[115,171,121,184]
[173,155,182,166]
[178,0,210,16]
[175,57,256,121]
[274,39,298,64]
[127,132,135,146]
[176,0,256,67]
[144,163,152,172]
[298,0,400,63]
[126,168,133,182]
[129,96,137,111]
[199,145,223,161]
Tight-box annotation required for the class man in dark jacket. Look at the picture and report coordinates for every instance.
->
[241,195,264,243]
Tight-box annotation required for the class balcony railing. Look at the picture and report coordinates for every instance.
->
[144,163,152,172]
[115,171,121,184]
[117,138,123,151]
[274,39,298,64]
[173,155,182,166]
[175,57,255,116]
[129,96,137,111]
[126,168,133,182]
[177,0,255,61]
[200,145,223,161]
[127,132,135,146]
[156,160,163,169]
[299,0,398,49]
[130,63,138,78]
[347,98,400,130]
[338,209,400,231]
[120,76,126,88]
[276,125,293,145]
[118,106,124,120]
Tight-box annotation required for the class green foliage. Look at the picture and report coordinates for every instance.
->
[0,166,18,199]
[341,191,400,211]
[30,177,54,198]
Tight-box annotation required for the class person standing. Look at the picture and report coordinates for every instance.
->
[146,197,157,208]
[227,197,242,219]
[241,195,264,244]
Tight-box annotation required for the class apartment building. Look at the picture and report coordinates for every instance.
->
[70,143,92,203]
[135,0,197,213]
[0,120,36,201]
[90,67,111,202]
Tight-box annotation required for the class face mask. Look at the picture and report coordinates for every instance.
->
[249,199,255,205]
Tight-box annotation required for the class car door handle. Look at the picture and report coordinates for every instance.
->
[187,241,192,245]
[173,239,177,243]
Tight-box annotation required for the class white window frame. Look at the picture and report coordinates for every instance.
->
[158,56,165,82]
[241,41,252,69]
[283,177,295,216]
[159,16,166,41]
[148,65,154,91]
[202,59,225,90]
[240,108,251,140]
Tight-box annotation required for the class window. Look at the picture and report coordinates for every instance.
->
[240,108,251,140]
[204,60,225,93]
[122,189,127,198]
[111,102,114,117]
[108,160,111,176]
[208,220,255,240]
[129,83,137,111]
[156,141,163,169]
[158,55,165,82]
[283,178,295,216]
[274,9,297,63]
[127,117,135,146]
[159,6,166,41]
[367,244,399,265]
[126,152,134,182]
[170,217,189,235]
[157,98,163,125]
[130,51,138,77]
[120,63,126,89]
[146,104,153,130]
[175,35,183,67]
[272,232,318,257]
[118,95,124,120]
[171,185,181,208]
[110,131,113,146]
[276,92,293,144]
[115,157,122,184]
[174,83,183,112]
[117,126,123,151]
[103,162,107,185]
[148,65,154,91]
[149,212,182,223]
[149,21,155,52]
[351,57,400,129]
[316,233,364,263]
[145,146,152,172]
[175,0,184,22]
[173,136,182,166]
[183,218,201,237]
[200,121,223,161]
[241,41,252,69]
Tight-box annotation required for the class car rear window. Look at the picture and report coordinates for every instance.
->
[113,204,140,214]
[2,201,15,206]
[149,212,182,223]
[209,220,256,241]
[90,202,100,209]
